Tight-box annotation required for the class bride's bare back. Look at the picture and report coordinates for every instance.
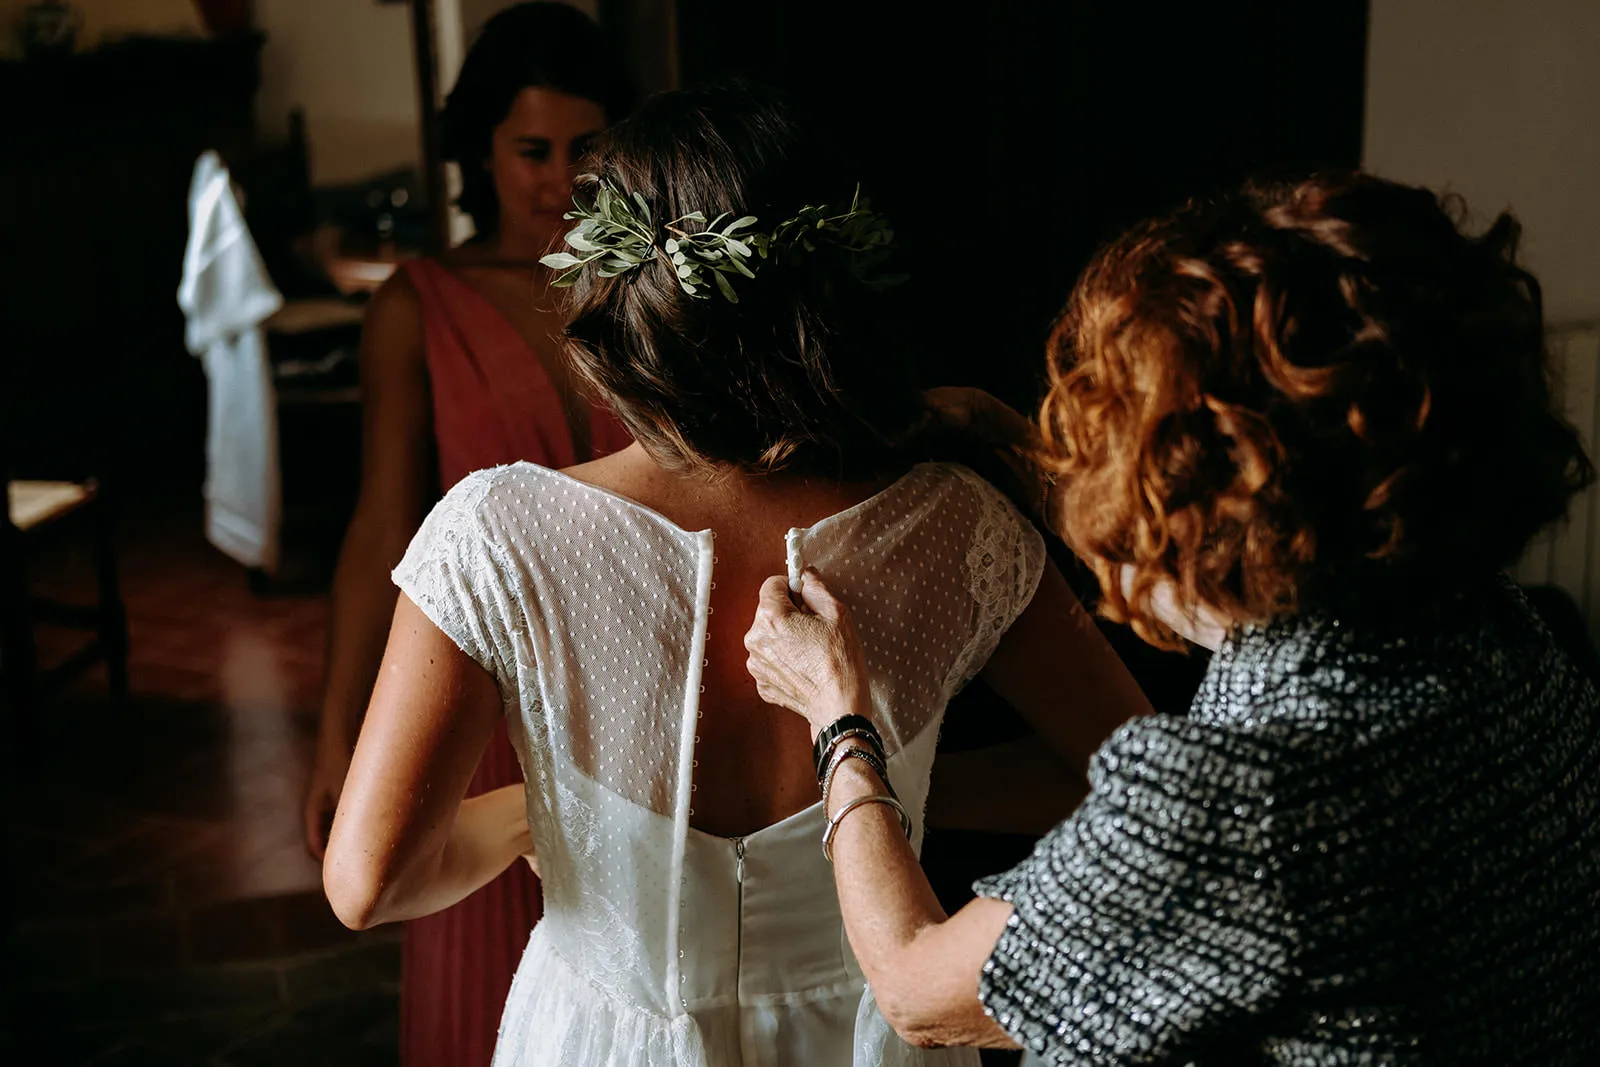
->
[565,443,893,837]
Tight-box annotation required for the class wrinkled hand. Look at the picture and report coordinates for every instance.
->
[302,733,352,861]
[744,569,871,739]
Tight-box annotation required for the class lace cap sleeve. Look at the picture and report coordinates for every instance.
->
[944,471,1047,693]
[972,717,1295,1064]
[391,469,518,688]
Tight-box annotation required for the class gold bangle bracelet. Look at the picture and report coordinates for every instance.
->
[822,793,911,862]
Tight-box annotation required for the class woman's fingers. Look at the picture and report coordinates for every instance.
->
[746,576,793,652]
[745,568,870,731]
[756,574,798,618]
[744,577,806,712]
[922,385,978,430]
[749,668,789,709]
[797,568,843,621]
[748,642,807,714]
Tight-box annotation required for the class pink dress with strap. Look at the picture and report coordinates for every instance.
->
[399,258,632,1067]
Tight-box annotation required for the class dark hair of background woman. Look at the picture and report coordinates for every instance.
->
[555,80,924,480]
[1041,171,1594,648]
[439,2,637,234]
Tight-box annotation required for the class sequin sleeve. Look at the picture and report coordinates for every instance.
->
[972,715,1297,1064]
[391,467,521,690]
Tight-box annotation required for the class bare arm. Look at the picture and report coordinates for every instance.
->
[828,746,1019,1048]
[746,570,1247,1055]
[304,272,437,858]
[323,595,529,929]
[928,560,1154,834]
[980,560,1154,765]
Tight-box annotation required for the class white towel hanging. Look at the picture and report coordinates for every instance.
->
[177,150,285,574]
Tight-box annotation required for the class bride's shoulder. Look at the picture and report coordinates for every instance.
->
[915,461,1031,519]
[426,462,573,536]
[443,461,560,502]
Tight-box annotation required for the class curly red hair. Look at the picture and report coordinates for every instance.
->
[1041,172,1593,649]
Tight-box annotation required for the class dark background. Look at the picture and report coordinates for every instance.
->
[677,0,1370,408]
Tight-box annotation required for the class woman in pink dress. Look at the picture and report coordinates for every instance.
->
[300,6,634,1064]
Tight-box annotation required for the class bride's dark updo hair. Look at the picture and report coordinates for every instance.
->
[554,80,922,478]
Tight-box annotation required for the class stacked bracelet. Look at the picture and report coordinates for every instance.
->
[811,712,911,862]
[821,743,890,812]
[822,794,911,862]
[812,714,883,780]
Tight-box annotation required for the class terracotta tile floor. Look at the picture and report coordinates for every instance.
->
[4,501,400,1065]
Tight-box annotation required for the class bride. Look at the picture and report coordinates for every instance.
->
[323,81,1152,1066]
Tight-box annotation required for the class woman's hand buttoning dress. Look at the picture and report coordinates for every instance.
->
[746,172,1600,1066]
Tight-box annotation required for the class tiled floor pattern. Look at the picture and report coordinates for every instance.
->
[4,503,400,1065]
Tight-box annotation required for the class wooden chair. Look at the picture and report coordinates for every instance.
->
[1,474,129,729]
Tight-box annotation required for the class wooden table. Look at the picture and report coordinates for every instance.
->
[304,225,419,296]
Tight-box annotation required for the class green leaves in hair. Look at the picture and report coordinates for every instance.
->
[540,177,904,303]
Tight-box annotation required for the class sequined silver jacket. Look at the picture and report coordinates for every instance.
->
[975,579,1600,1065]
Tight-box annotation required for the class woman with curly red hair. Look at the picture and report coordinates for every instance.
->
[745,171,1600,1064]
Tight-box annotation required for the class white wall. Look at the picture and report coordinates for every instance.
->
[250,1,601,189]
[1364,0,1600,326]
[254,0,422,186]
[1368,3,1600,631]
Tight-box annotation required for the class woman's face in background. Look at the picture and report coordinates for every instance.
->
[488,86,606,252]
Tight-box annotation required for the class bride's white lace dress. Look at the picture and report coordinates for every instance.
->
[394,461,1045,1067]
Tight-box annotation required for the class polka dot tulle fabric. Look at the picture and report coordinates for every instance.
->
[394,462,1043,1066]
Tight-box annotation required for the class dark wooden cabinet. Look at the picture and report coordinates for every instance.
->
[0,34,263,492]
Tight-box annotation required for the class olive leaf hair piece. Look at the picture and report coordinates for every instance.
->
[540,178,903,303]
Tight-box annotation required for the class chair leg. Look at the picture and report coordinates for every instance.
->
[1,556,37,741]
[93,500,128,708]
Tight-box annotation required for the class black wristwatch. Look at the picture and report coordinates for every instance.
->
[812,714,884,780]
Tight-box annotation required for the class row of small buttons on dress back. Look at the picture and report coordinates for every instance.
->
[680,530,716,1010]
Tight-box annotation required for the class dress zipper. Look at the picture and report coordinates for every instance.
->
[733,836,746,992]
